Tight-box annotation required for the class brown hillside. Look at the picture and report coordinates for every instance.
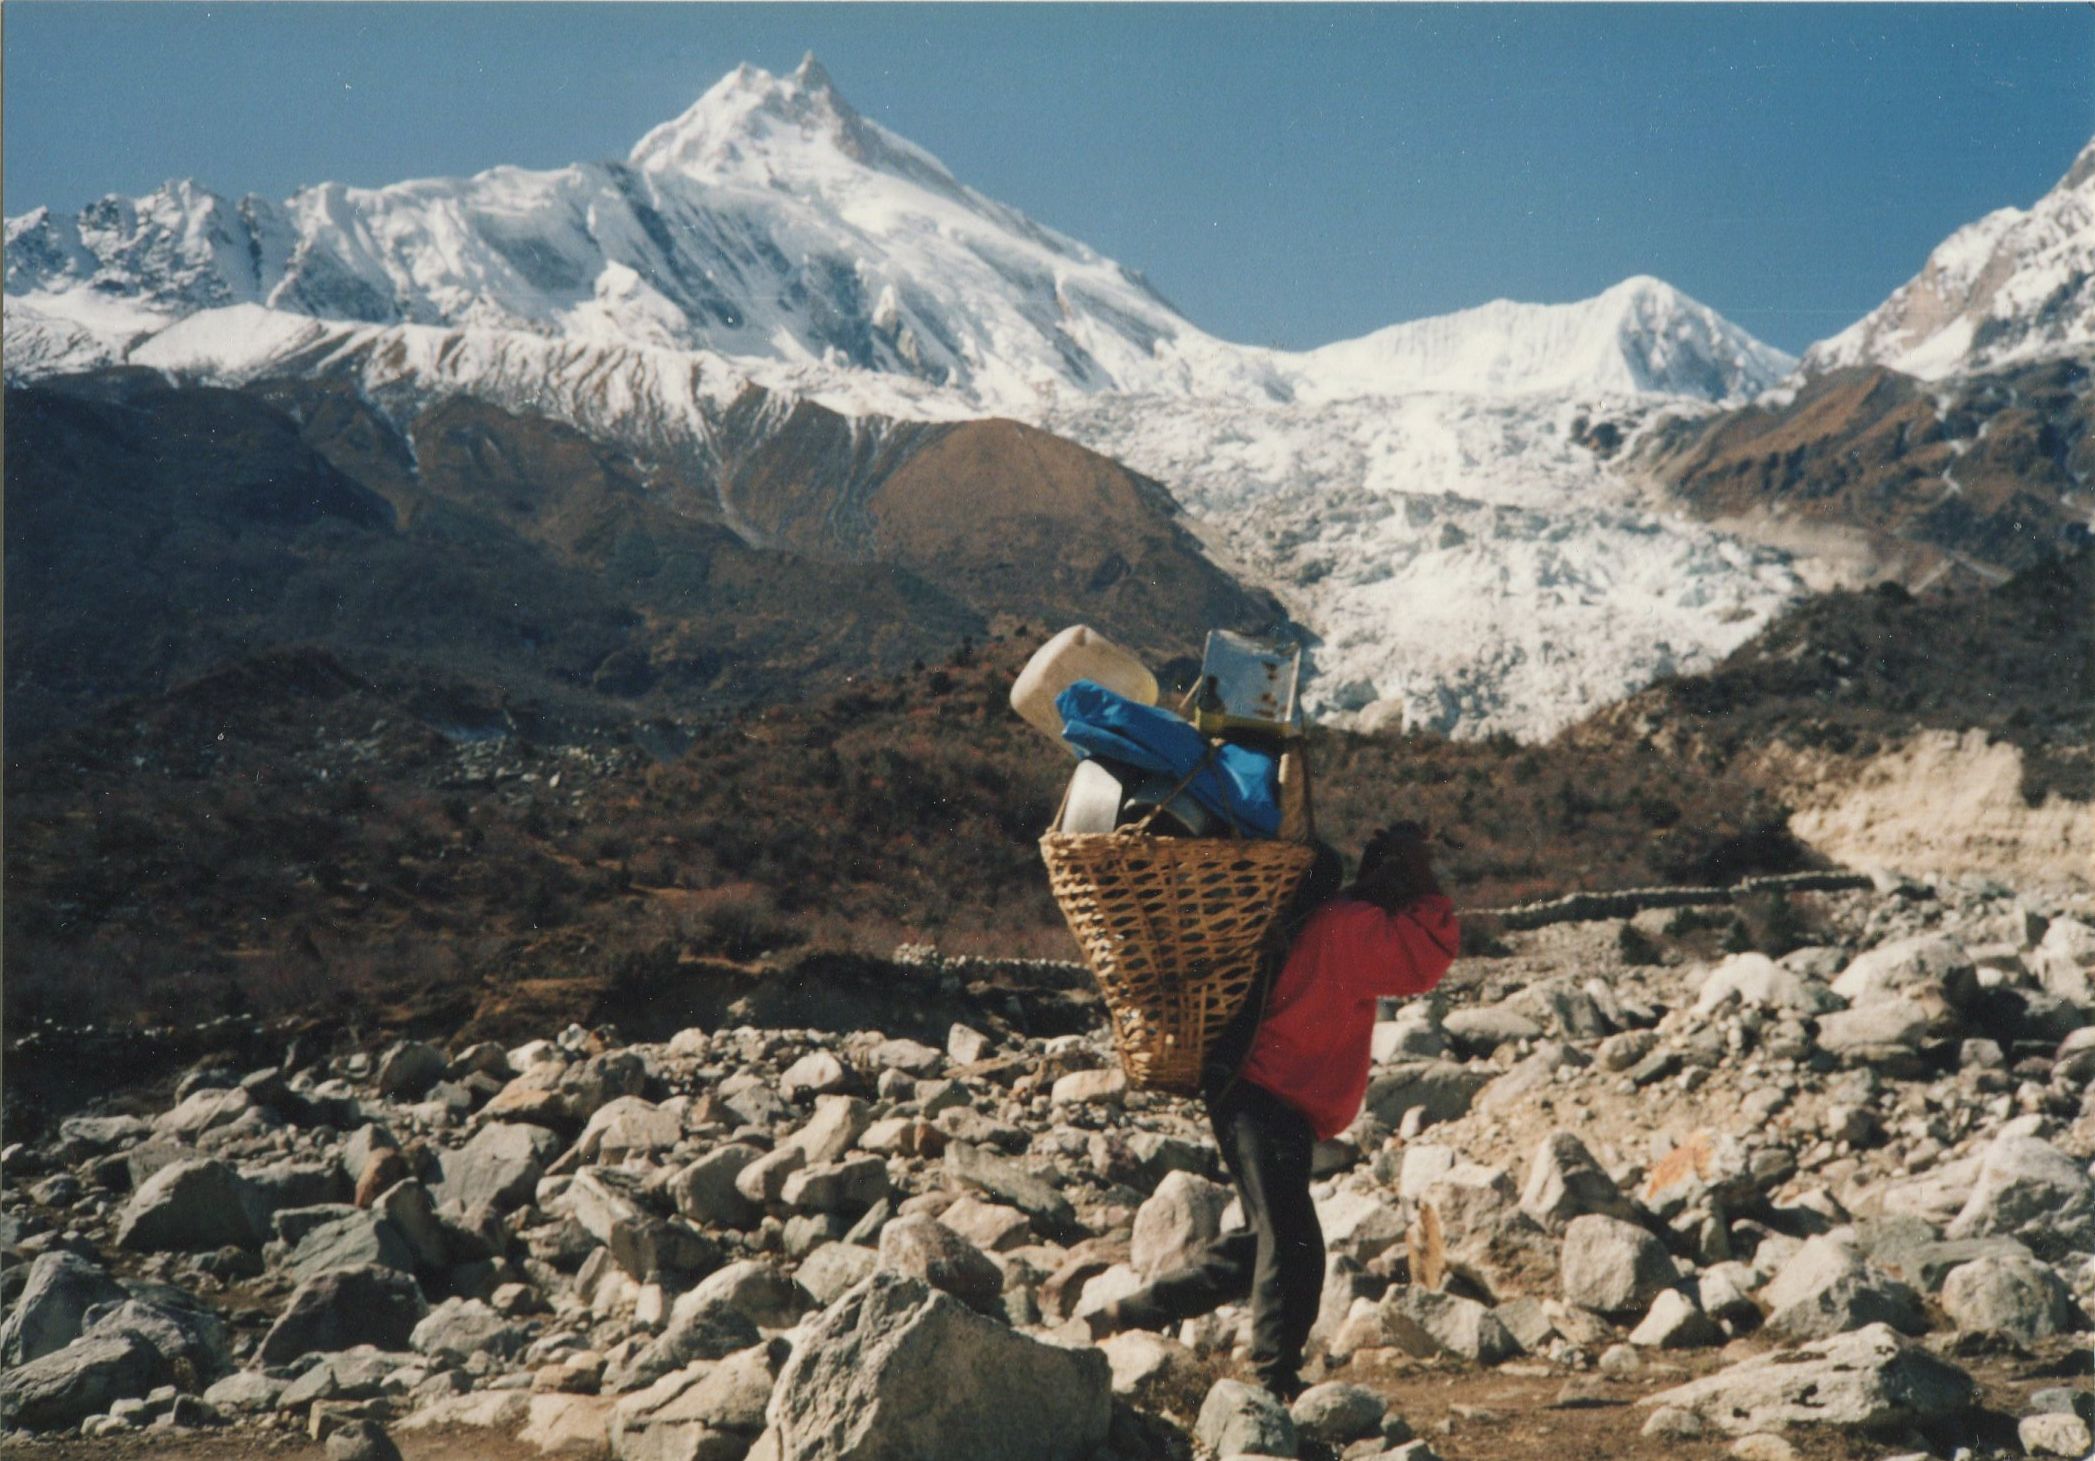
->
[1633,359,2091,586]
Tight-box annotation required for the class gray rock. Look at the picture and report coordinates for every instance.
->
[324,1419,404,1461]
[796,1242,878,1306]
[575,1096,682,1165]
[786,1095,873,1165]
[410,1296,525,1364]
[1944,1132,2095,1261]
[259,1265,427,1365]
[1195,1378,1297,1459]
[767,1271,1110,1461]
[202,1370,287,1414]
[436,1121,559,1213]
[115,1159,263,1253]
[1693,953,1842,1015]
[0,1332,163,1432]
[562,1049,650,1122]
[376,1040,447,1100]
[1130,1170,1231,1279]
[779,1155,889,1215]
[736,1146,808,1206]
[876,1214,1004,1315]
[944,1141,1080,1242]
[617,1297,763,1393]
[1939,1254,2073,1340]
[1832,935,1977,1012]
[672,1144,764,1229]
[1442,1005,1543,1056]
[1815,1000,1930,1060]
[1628,1289,1723,1349]
[1290,1381,1387,1445]
[2020,1413,2095,1458]
[1363,1061,1492,1130]
[1639,1323,1973,1437]
[779,1051,853,1102]
[1760,1236,1927,1340]
[680,1260,814,1331]
[81,1294,229,1385]
[1520,1132,1635,1233]
[275,1203,359,1245]
[610,1339,787,1461]
[1384,1286,1517,1364]
[1415,1165,1557,1301]
[285,1211,416,1283]
[1559,1215,1677,1316]
[0,1251,127,1366]
[155,1086,253,1140]
[370,1180,449,1272]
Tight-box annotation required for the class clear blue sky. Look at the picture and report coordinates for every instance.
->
[5,4,2090,355]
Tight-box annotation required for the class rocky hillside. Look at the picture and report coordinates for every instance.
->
[1629,358,2092,590]
[4,876,2093,1461]
[6,368,1282,744]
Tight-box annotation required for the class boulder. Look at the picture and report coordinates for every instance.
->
[1290,1381,1388,1446]
[1520,1132,1635,1232]
[779,1051,853,1102]
[154,1086,253,1140]
[80,1294,229,1385]
[943,1142,1080,1242]
[779,1156,889,1216]
[736,1146,808,1206]
[1944,1133,2095,1260]
[0,1251,128,1366]
[1559,1215,1677,1316]
[936,1196,1033,1254]
[285,1211,417,1283]
[1383,1286,1517,1364]
[1130,1171,1231,1279]
[0,1332,164,1432]
[610,1340,787,1461]
[115,1159,264,1253]
[1832,935,1977,1012]
[876,1215,1004,1316]
[766,1271,1110,1461]
[1938,1254,2073,1340]
[796,1243,879,1306]
[672,1145,764,1229]
[1049,1068,1128,1106]
[1693,954,1842,1015]
[259,1264,428,1365]
[1628,1289,1723,1349]
[786,1096,873,1165]
[1759,1236,1927,1341]
[411,1297,526,1364]
[680,1261,814,1331]
[575,1097,682,1165]
[617,1297,763,1393]
[1639,1323,1974,1437]
[1442,1005,1543,1056]
[1098,1331,1200,1399]
[2032,917,2095,1005]
[436,1121,560,1213]
[376,1040,448,1100]
[1815,1001,1929,1061]
[2021,1413,2095,1458]
[1195,1378,1297,1459]
[1363,1061,1493,1129]
[1416,1164,1557,1300]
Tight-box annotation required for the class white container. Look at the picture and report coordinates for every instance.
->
[1009,624,1159,743]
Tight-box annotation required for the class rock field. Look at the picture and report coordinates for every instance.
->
[5,873,2095,1461]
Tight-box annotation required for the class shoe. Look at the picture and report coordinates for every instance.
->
[1259,1371,1304,1405]
[1081,1300,1126,1342]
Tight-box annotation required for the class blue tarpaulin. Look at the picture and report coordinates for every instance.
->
[1055,679,1281,837]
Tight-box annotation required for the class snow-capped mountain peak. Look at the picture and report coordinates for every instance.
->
[1295,273,1794,403]
[1802,134,2095,380]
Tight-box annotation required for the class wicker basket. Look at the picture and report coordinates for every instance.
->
[1041,748,1315,1094]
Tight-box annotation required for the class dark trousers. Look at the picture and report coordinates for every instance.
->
[1115,1079,1325,1388]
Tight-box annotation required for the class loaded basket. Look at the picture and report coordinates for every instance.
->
[1040,744,1315,1095]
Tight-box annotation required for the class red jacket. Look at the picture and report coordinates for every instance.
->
[1237,894,1458,1140]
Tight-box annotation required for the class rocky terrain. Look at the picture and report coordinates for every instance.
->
[5,874,2094,1460]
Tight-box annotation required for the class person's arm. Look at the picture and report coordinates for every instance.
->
[1325,895,1458,997]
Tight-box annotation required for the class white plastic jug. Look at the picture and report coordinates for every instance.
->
[1010,625,1160,743]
